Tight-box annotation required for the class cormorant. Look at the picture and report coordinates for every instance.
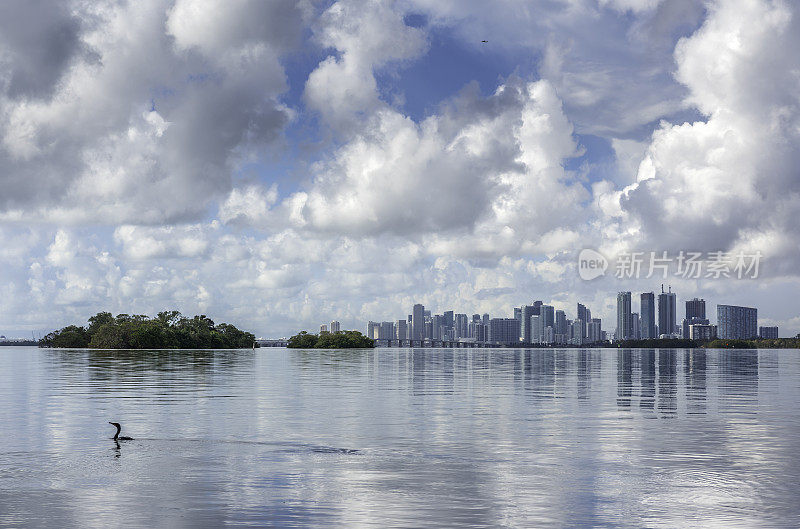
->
[109,422,134,441]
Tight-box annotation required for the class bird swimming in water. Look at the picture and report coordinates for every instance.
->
[109,422,134,441]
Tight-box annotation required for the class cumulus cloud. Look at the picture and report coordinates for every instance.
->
[0,0,300,224]
[610,0,800,275]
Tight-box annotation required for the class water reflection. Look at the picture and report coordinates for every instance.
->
[0,347,797,528]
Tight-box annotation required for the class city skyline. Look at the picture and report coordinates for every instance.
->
[307,284,777,344]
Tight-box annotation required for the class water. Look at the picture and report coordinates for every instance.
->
[0,347,798,528]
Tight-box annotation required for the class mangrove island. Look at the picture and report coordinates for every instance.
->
[287,330,375,349]
[40,311,256,349]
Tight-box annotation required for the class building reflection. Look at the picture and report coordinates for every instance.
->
[616,349,632,408]
[718,349,759,413]
[684,350,707,415]
[658,350,678,417]
[640,349,656,411]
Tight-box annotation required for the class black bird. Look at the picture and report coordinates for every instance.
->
[109,422,134,441]
[481,40,488,43]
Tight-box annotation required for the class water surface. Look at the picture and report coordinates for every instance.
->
[0,347,798,528]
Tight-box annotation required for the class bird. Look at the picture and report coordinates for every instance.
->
[108,422,134,441]
[481,40,488,43]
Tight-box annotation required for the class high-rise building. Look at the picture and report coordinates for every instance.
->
[379,321,395,340]
[330,321,340,333]
[320,324,328,333]
[690,324,717,341]
[432,315,443,340]
[540,305,555,332]
[759,326,778,339]
[455,313,468,339]
[555,310,567,336]
[717,304,757,339]
[529,315,541,343]
[631,312,640,340]
[443,311,454,330]
[640,292,655,339]
[587,318,602,343]
[482,313,490,326]
[577,303,589,338]
[367,321,377,339]
[396,319,408,340]
[412,304,425,341]
[617,292,632,340]
[658,285,677,338]
[521,305,537,343]
[488,318,521,345]
[686,298,706,320]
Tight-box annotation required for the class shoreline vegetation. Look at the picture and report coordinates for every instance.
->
[39,312,256,349]
[287,331,374,349]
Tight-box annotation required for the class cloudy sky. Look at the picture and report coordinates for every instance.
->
[1,0,799,338]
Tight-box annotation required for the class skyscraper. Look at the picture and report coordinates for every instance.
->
[330,321,340,333]
[640,292,655,339]
[521,305,537,343]
[617,291,632,340]
[717,304,757,339]
[577,303,589,338]
[658,285,677,338]
[488,318,521,345]
[555,310,567,336]
[412,304,425,341]
[686,298,706,320]
[396,319,408,340]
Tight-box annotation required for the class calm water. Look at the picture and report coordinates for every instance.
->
[0,347,799,528]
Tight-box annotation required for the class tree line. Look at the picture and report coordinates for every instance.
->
[287,330,374,349]
[39,311,256,349]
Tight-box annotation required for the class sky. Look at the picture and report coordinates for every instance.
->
[1,0,799,338]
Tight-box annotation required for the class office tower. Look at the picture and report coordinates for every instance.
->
[320,324,328,333]
[577,303,589,338]
[555,310,567,336]
[474,323,487,342]
[690,324,717,340]
[396,319,407,340]
[443,311,454,330]
[424,310,431,318]
[472,314,481,323]
[587,319,601,343]
[686,298,706,320]
[521,305,536,342]
[482,313,490,326]
[717,304,758,339]
[514,307,522,323]
[379,321,395,340]
[542,326,554,344]
[488,318,521,345]
[432,315,443,340]
[617,292,632,340]
[569,320,584,345]
[640,292,656,339]
[759,326,778,339]
[630,313,639,339]
[529,315,541,343]
[367,321,377,339]
[412,304,425,341]
[540,305,555,331]
[455,313,468,339]
[330,321,340,333]
[424,320,433,340]
[658,285,677,338]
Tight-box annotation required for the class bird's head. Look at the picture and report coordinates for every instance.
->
[109,422,121,428]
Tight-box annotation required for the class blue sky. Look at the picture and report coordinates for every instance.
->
[1,0,799,338]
